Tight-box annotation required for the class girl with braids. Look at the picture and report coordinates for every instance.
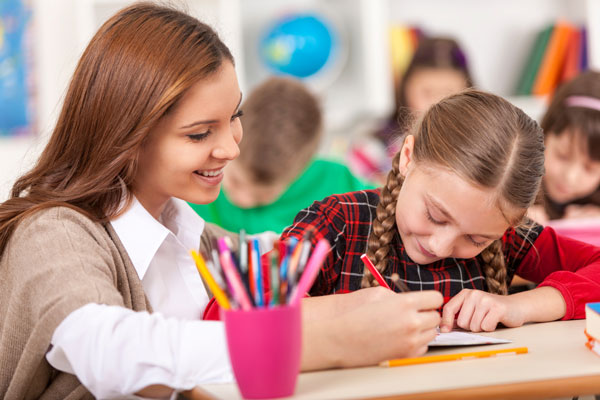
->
[0,3,442,398]
[282,89,600,334]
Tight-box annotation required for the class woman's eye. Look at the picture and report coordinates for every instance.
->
[231,109,244,121]
[187,131,210,141]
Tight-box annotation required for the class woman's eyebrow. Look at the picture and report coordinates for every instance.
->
[180,93,243,129]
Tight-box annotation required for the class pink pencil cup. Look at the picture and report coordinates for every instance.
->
[222,304,302,399]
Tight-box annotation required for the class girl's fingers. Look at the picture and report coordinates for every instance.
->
[469,303,489,332]
[455,297,476,331]
[480,307,502,332]
[440,290,467,332]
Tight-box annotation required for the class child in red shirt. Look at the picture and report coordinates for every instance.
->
[283,89,600,333]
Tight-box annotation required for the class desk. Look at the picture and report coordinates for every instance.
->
[196,320,600,400]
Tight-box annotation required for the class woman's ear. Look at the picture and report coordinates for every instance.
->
[398,135,415,178]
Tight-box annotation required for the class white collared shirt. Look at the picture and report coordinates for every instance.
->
[46,197,233,399]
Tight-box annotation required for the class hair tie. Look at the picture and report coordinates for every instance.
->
[565,96,600,112]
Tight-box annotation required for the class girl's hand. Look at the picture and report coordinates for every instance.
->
[564,204,600,219]
[440,289,525,333]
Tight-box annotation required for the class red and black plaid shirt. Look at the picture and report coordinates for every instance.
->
[281,190,600,318]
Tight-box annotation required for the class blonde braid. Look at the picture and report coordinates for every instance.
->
[362,152,403,288]
[479,239,508,295]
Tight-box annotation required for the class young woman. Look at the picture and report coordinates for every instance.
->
[0,4,441,399]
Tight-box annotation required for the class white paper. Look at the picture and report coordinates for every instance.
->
[428,331,512,347]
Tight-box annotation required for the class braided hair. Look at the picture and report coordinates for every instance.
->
[362,90,545,294]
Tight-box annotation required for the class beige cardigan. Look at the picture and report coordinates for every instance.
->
[0,206,236,399]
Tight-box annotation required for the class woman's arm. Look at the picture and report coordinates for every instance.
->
[300,287,443,370]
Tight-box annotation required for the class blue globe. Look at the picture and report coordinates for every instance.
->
[259,13,336,79]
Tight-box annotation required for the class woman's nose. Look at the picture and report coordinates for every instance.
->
[213,127,241,160]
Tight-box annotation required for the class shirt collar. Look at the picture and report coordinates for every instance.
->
[110,196,205,278]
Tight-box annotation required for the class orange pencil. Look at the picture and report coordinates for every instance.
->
[379,347,528,367]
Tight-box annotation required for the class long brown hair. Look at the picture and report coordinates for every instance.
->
[363,90,545,294]
[0,2,232,254]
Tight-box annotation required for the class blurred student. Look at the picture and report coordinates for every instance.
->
[349,37,473,183]
[528,70,600,224]
[191,76,375,234]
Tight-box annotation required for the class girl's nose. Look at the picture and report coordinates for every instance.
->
[428,234,454,258]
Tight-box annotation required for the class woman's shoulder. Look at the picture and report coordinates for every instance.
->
[13,205,107,242]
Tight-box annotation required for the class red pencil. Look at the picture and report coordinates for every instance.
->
[360,254,391,289]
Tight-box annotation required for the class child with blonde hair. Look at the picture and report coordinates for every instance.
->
[283,89,600,333]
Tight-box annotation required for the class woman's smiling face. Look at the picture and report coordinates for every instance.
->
[133,61,243,218]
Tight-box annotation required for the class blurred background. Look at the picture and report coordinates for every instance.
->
[1,0,599,199]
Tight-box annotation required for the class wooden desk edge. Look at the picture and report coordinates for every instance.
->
[368,374,600,400]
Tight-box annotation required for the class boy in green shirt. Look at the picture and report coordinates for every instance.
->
[189,77,375,234]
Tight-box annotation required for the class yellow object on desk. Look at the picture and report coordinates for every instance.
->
[380,346,528,367]
[190,249,231,310]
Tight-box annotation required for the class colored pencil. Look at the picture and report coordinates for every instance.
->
[252,238,264,307]
[390,273,410,293]
[288,239,331,306]
[360,253,391,289]
[190,250,230,310]
[379,347,529,367]
[217,238,253,310]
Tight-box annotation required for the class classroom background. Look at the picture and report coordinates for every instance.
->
[1,0,599,200]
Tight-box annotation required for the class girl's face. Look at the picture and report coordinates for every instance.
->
[405,67,468,114]
[133,61,243,218]
[395,136,514,265]
[544,129,600,204]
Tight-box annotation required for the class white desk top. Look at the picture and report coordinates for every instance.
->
[198,320,600,400]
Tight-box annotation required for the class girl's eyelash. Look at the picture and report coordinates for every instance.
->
[187,131,210,141]
[425,210,444,225]
[468,236,487,247]
[425,208,487,247]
